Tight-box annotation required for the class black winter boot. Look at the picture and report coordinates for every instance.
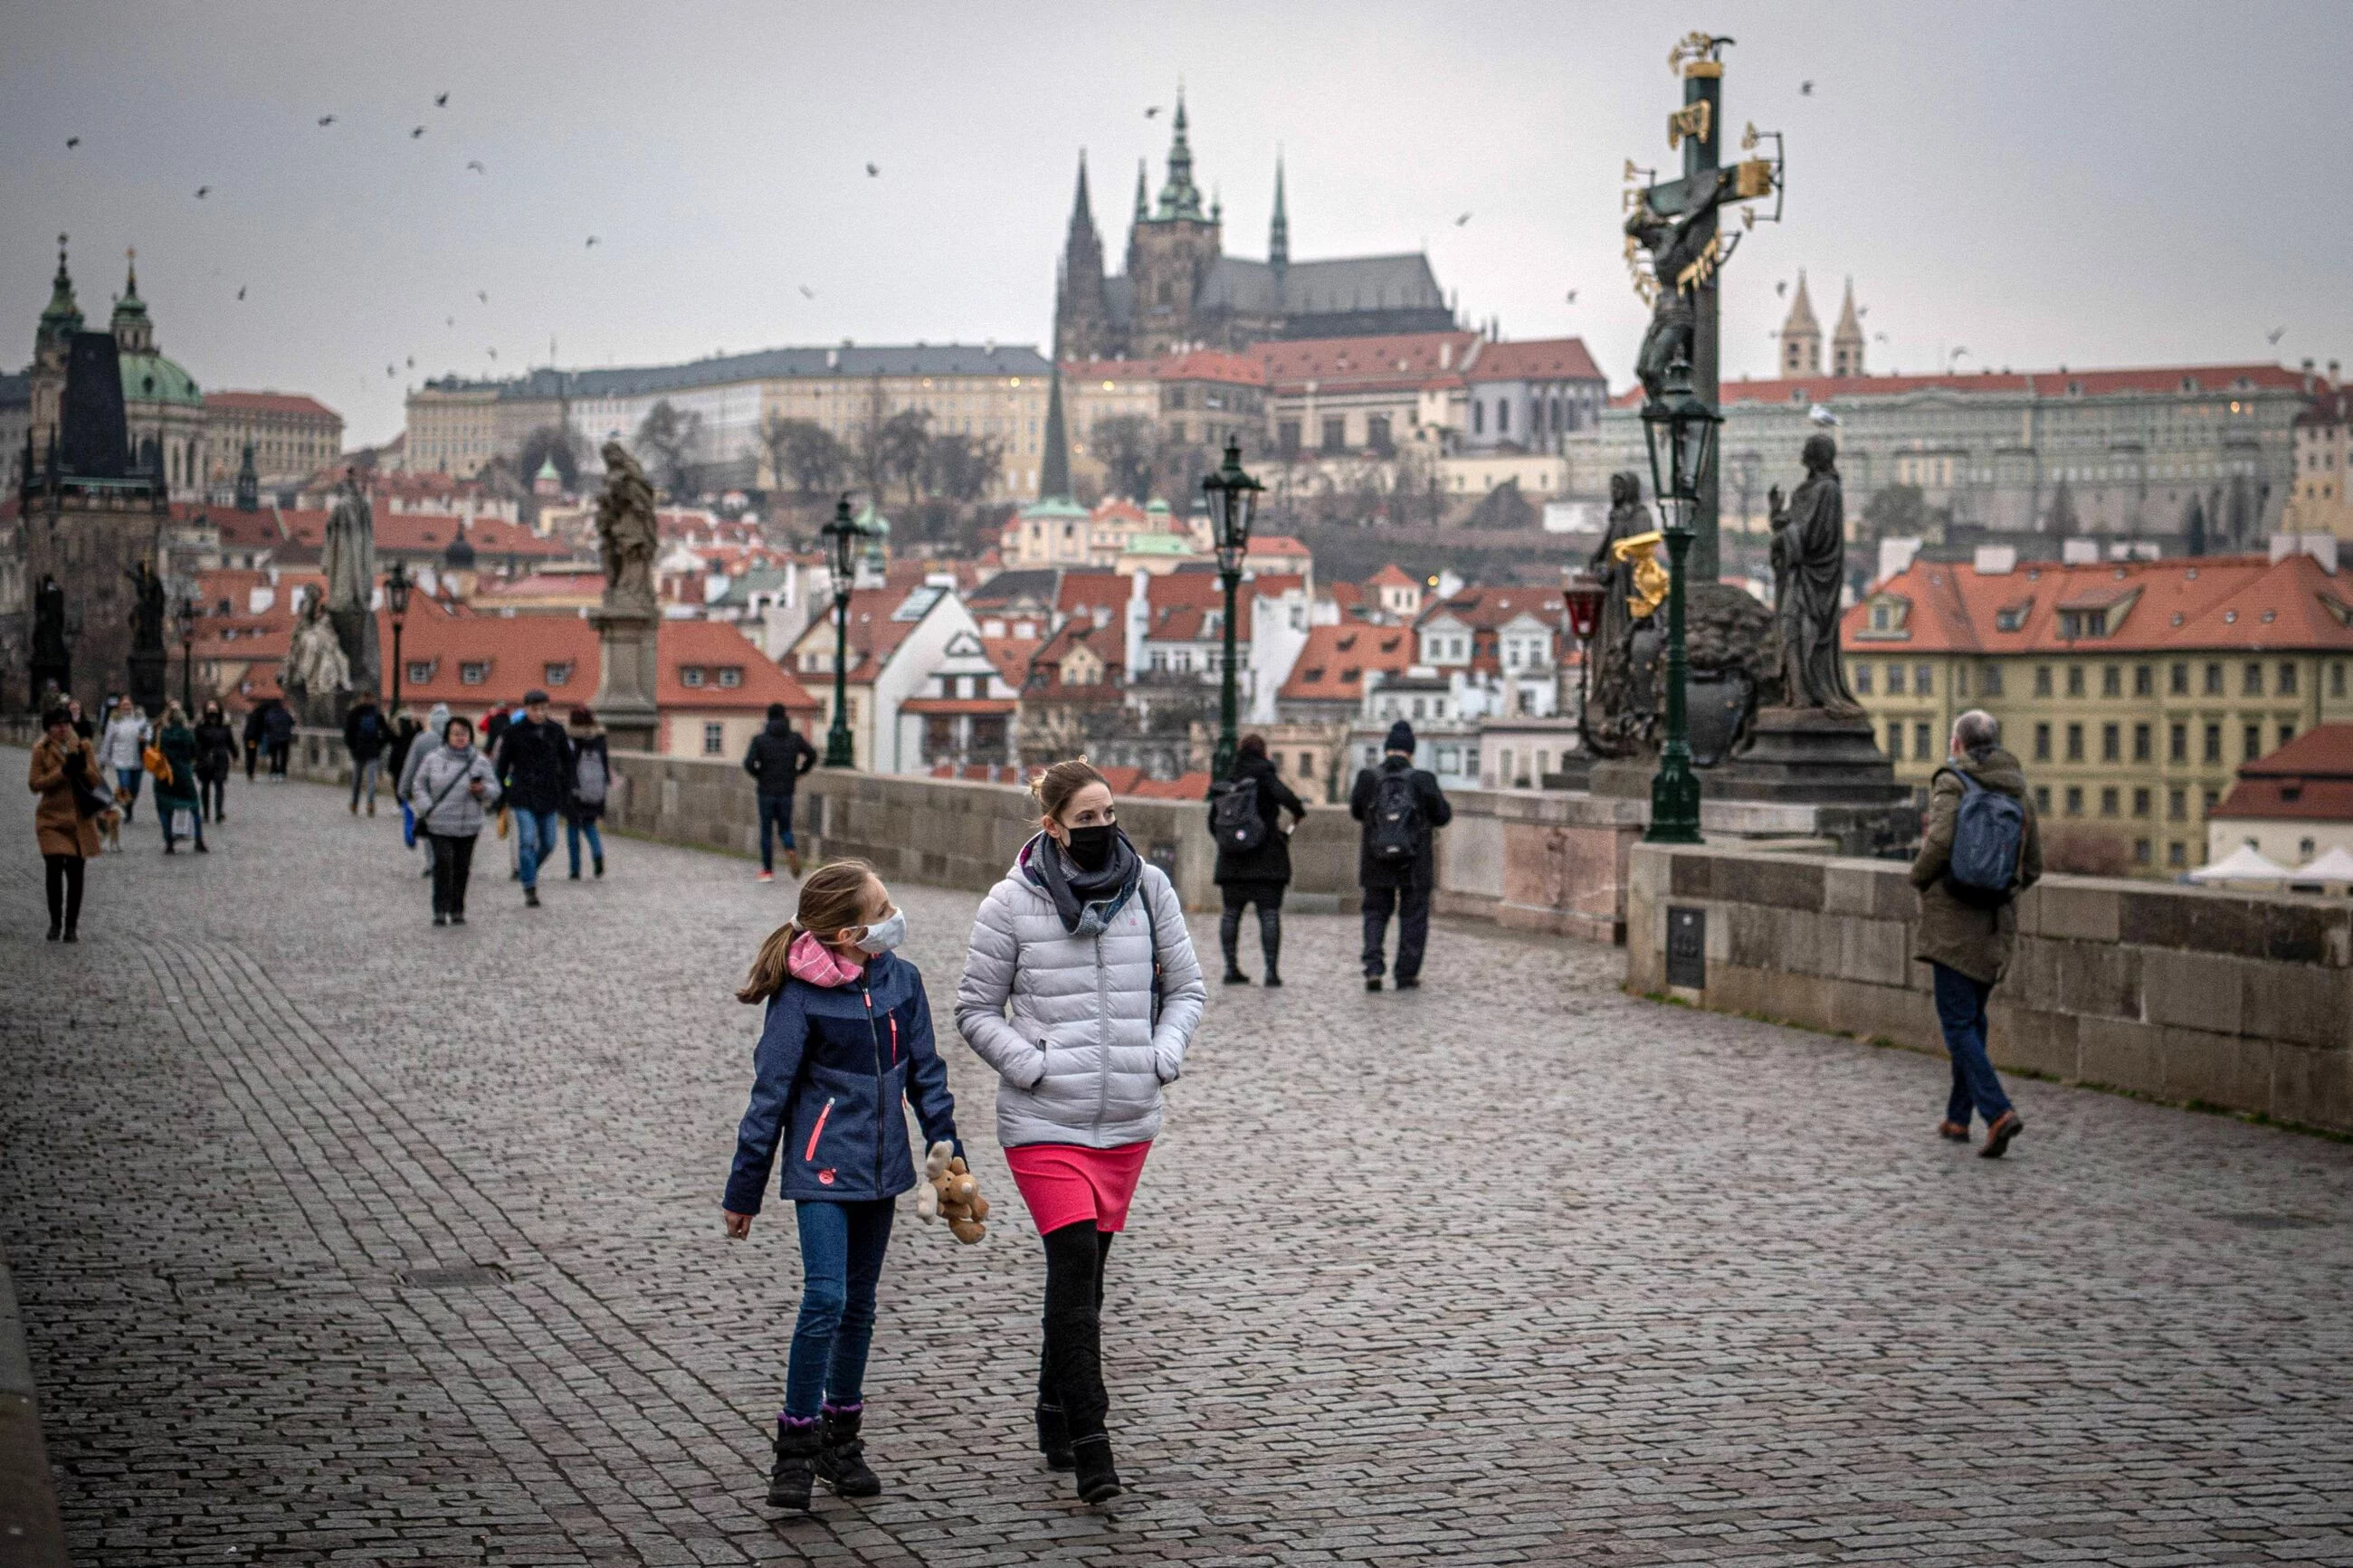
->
[767,1417,819,1510]
[1071,1431,1122,1506]
[593,855,605,878]
[1034,1402,1075,1470]
[815,1402,881,1497]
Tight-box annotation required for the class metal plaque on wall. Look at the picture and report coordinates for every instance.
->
[1665,906,1706,989]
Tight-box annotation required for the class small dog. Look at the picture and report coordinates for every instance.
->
[99,789,128,851]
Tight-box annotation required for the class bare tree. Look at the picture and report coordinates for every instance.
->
[878,408,933,508]
[923,432,1005,505]
[850,377,892,502]
[634,400,706,499]
[517,424,584,491]
[760,414,846,496]
[1090,415,1157,503]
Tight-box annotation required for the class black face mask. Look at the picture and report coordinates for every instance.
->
[1062,823,1116,872]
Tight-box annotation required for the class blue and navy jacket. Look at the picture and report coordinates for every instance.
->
[723,950,960,1212]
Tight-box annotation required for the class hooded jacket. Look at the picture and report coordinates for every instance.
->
[723,948,959,1211]
[397,704,452,802]
[1348,755,1452,889]
[955,834,1207,1149]
[743,717,818,799]
[1212,752,1308,886]
[565,723,609,822]
[409,743,502,837]
[1910,745,2043,984]
[495,715,571,814]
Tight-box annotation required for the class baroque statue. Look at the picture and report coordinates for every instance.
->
[126,557,167,658]
[321,470,376,615]
[285,588,351,716]
[1582,471,1666,757]
[1768,433,1863,717]
[1623,166,1741,404]
[595,441,660,614]
[32,575,69,667]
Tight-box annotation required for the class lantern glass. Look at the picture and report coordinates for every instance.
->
[1561,575,1605,641]
[386,562,413,618]
[1201,438,1262,572]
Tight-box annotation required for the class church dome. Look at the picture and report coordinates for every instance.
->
[443,525,477,568]
[120,349,202,408]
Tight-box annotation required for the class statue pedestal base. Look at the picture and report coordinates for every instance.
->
[128,651,167,717]
[329,606,382,698]
[1587,708,1920,856]
[589,605,660,753]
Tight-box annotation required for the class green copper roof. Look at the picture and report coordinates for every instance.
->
[39,236,81,337]
[1018,496,1090,521]
[535,455,561,480]
[1122,531,1196,556]
[121,349,201,407]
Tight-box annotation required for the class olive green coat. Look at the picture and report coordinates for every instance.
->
[1909,746,2043,985]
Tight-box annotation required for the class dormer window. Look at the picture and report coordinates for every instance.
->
[718,666,742,688]
[459,660,489,685]
[544,661,572,686]
[681,666,707,689]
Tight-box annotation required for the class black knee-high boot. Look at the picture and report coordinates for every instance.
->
[1042,1222,1121,1503]
[1260,906,1282,985]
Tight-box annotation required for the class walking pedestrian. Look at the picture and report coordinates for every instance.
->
[99,696,150,823]
[493,689,568,908]
[386,710,424,797]
[29,704,109,941]
[343,691,388,815]
[409,714,500,927]
[722,860,964,1512]
[193,700,235,824]
[67,698,94,743]
[1208,733,1307,986]
[242,699,265,781]
[398,703,452,881]
[955,759,1206,1508]
[1911,709,2043,1158]
[152,701,206,854]
[262,698,295,779]
[563,706,609,880]
[744,701,818,882]
[1349,720,1451,992]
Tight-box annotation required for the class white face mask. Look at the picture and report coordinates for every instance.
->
[853,908,906,955]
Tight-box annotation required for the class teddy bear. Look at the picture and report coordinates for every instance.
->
[914,1140,989,1243]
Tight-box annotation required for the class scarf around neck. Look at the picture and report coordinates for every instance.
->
[1024,829,1142,936]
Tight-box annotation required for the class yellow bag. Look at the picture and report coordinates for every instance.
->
[494,806,510,840]
[141,744,170,781]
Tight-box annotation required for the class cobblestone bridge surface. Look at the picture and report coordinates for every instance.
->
[4,759,2351,1567]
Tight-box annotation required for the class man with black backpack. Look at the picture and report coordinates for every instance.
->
[343,692,388,816]
[1349,720,1452,993]
[1910,709,2043,1158]
[1209,734,1308,986]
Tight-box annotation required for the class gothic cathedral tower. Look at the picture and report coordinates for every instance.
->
[1778,270,1822,377]
[1053,153,1112,363]
[1125,91,1223,357]
[1831,277,1865,377]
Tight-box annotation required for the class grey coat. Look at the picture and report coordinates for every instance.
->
[955,841,1207,1149]
[408,744,501,837]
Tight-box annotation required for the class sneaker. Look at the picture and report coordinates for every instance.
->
[1396,976,1421,990]
[593,857,605,879]
[757,870,775,884]
[1263,972,1283,988]
[568,869,581,880]
[1222,970,1253,985]
[524,887,540,908]
[1979,1110,2024,1159]
[433,913,448,927]
[450,912,466,926]
[1365,976,1382,992]
[1937,1120,1971,1142]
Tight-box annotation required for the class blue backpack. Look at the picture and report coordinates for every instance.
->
[1941,766,2024,907]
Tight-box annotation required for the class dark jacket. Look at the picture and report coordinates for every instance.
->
[342,701,387,762]
[1212,754,1308,886]
[495,716,572,814]
[261,704,295,746]
[1909,745,2043,985]
[1349,755,1452,889]
[723,950,959,1211]
[386,717,423,786]
[743,718,818,799]
[242,705,267,750]
[155,722,201,804]
[565,728,609,823]
[193,717,236,780]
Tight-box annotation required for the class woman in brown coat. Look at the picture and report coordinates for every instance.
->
[29,704,107,941]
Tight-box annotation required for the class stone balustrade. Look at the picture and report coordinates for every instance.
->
[1626,841,2353,1134]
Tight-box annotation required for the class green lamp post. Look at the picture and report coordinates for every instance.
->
[384,559,413,718]
[820,494,863,768]
[1200,437,1264,784]
[1639,352,1720,845]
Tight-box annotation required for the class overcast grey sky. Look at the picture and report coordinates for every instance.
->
[5,1,2347,446]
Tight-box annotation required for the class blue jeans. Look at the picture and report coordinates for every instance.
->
[1931,962,2012,1126]
[158,801,204,850]
[566,818,604,876]
[512,808,559,889]
[115,766,143,817]
[785,1199,894,1420]
[758,795,796,873]
[349,755,381,808]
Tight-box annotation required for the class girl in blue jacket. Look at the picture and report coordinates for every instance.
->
[723,859,960,1512]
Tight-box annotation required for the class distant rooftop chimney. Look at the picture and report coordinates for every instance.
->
[2061,538,2101,565]
[1973,545,2017,575]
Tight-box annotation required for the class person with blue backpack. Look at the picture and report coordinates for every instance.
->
[1910,709,2043,1158]
[1349,720,1453,992]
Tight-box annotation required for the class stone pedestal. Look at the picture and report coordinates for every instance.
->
[128,650,167,717]
[1588,707,1920,856]
[589,605,660,752]
[329,605,381,698]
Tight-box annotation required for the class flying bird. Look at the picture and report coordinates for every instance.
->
[466,160,486,173]
[406,356,414,367]
[411,126,425,138]
[435,91,449,107]
[318,115,335,126]
[386,365,396,377]
[586,235,598,247]
[2266,325,2287,345]
[1563,290,1577,304]
[1145,106,1161,119]
[236,286,246,301]
[1873,332,1889,343]
[1800,80,1814,95]
[799,284,815,299]
[1775,279,1788,297]
[486,347,497,360]
[1454,212,1472,226]
[445,316,455,327]
[477,290,488,303]
[65,137,80,148]
[194,185,210,198]
[865,162,880,176]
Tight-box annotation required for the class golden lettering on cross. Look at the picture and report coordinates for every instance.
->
[1667,100,1711,150]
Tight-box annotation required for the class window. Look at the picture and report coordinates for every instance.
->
[2065,785,2083,815]
[2034,723,2051,762]
[2168,841,2186,869]
[2102,665,2120,698]
[2170,661,2189,695]
[1853,663,1873,695]
[459,660,488,685]
[406,660,433,686]
[681,666,707,689]
[2279,722,2296,750]
[2243,724,2262,762]
[2134,664,2153,697]
[1277,421,1300,455]
[1320,416,1347,453]
[1957,666,1970,698]
[2300,835,2317,860]
[1497,400,1510,433]
[2134,838,2152,866]
[2101,724,2120,762]
[2204,661,2223,695]
[544,661,571,687]
[2129,723,2149,763]
[2132,786,2151,817]
[1914,722,1931,759]
[1472,402,1484,435]
[2203,786,2220,814]
[1367,414,1393,454]
[2278,661,2297,696]
[1982,664,2003,696]
[1914,665,1933,695]
[701,722,725,755]
[2334,661,2347,698]
[1886,664,1906,695]
[2066,666,2085,698]
[2034,665,2053,697]
[1298,753,1315,779]
[2034,784,2052,813]
[2167,787,2186,822]
[2066,723,2084,762]
[1436,745,1460,772]
[2243,661,2263,697]
[2101,786,2119,816]
[2204,723,2222,764]
[1887,722,1903,760]
[718,667,742,689]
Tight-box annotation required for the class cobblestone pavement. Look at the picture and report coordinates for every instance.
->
[4,759,2351,1566]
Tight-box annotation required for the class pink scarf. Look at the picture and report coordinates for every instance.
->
[787,929,864,988]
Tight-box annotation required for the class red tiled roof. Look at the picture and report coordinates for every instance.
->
[1367,565,1418,588]
[1054,571,1133,619]
[2237,723,2353,779]
[2215,726,2353,822]
[1615,361,2313,411]
[1462,337,1604,385]
[1419,587,1566,632]
[786,587,929,677]
[1279,622,1415,701]
[1843,553,2353,654]
[205,390,340,419]
[1247,537,1311,560]
[660,621,817,712]
[1155,349,1265,385]
[376,607,601,713]
[978,635,1041,689]
[900,697,1019,716]
[1256,331,1482,393]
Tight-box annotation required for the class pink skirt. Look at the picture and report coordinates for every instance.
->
[1004,1141,1152,1234]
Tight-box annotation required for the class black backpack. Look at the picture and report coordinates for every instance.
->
[1367,771,1425,866]
[1211,779,1267,854]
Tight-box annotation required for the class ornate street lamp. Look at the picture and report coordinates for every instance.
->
[384,559,414,717]
[1200,437,1264,784]
[1638,352,1720,845]
[1560,571,1606,756]
[176,592,199,713]
[819,493,863,767]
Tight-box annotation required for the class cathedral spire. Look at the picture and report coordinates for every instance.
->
[1778,269,1821,377]
[1156,86,1205,220]
[1134,158,1148,224]
[1039,362,1071,502]
[1831,276,1865,377]
[112,246,154,353]
[1269,153,1289,272]
[39,233,82,349]
[1069,150,1095,237]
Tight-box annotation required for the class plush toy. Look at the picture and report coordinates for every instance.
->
[914,1140,989,1243]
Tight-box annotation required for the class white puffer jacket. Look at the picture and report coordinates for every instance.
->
[956,841,1206,1149]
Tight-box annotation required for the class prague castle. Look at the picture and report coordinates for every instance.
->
[1053,94,1455,362]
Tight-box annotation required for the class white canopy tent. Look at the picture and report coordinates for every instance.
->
[2289,845,2353,886]
[2186,844,2293,885]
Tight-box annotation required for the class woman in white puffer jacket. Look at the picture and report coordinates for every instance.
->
[956,759,1205,1509]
